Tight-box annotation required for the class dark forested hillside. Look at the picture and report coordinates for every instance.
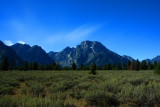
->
[11,43,53,65]
[0,41,23,67]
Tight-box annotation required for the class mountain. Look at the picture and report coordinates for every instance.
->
[11,43,53,65]
[48,46,75,66]
[11,43,31,60]
[151,56,160,63]
[48,41,129,66]
[48,51,59,61]
[2,40,160,67]
[145,59,152,63]
[143,56,160,63]
[123,55,135,61]
[0,41,23,67]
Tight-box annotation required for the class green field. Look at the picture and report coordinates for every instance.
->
[0,70,160,107]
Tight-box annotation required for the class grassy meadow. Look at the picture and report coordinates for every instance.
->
[0,70,160,107]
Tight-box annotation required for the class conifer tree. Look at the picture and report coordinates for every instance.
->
[147,61,153,70]
[55,63,61,70]
[52,62,56,70]
[24,61,29,71]
[130,60,135,70]
[127,60,131,70]
[135,59,140,71]
[154,61,157,68]
[141,60,147,70]
[154,63,160,74]
[122,63,127,70]
[80,64,84,70]
[1,56,9,71]
[39,65,45,71]
[72,62,77,70]
[33,62,38,70]
[117,62,122,70]
[89,62,97,75]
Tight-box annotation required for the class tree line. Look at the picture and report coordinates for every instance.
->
[0,56,160,72]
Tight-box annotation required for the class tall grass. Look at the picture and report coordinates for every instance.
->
[0,70,160,106]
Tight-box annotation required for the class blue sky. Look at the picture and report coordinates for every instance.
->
[0,0,160,60]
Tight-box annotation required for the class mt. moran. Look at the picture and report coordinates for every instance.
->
[48,41,128,66]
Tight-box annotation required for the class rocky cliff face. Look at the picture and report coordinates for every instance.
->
[48,41,128,66]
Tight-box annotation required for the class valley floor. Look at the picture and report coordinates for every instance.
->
[0,70,160,107]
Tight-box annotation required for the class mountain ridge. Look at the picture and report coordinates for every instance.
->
[1,40,160,67]
[0,41,23,67]
[48,40,129,66]
[11,43,53,65]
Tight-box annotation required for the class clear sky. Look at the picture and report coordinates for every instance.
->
[0,0,160,60]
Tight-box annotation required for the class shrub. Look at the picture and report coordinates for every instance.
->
[75,82,92,90]
[154,63,160,74]
[1,78,20,87]
[20,86,28,95]
[89,63,97,75]
[130,78,145,86]
[145,82,160,105]
[0,86,14,95]
[85,90,119,106]
[1,70,160,106]
[0,96,16,107]
[49,81,77,93]
[103,82,121,93]
[117,83,160,106]
[69,90,86,100]
[27,82,45,96]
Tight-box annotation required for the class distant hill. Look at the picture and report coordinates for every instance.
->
[0,41,23,67]
[48,41,129,66]
[11,43,53,65]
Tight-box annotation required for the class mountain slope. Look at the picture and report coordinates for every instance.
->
[48,41,128,66]
[11,43,53,64]
[123,55,135,61]
[151,56,160,63]
[144,56,160,63]
[0,41,23,67]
